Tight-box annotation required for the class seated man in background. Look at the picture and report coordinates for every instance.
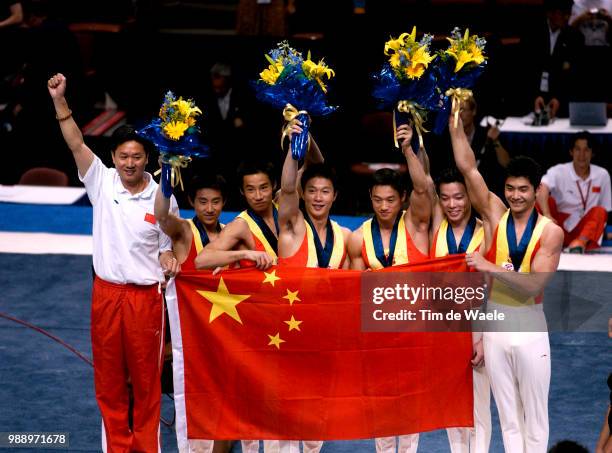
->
[537,131,611,252]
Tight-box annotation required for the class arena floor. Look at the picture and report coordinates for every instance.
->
[0,201,610,453]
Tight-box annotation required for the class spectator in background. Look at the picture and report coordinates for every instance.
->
[537,131,611,253]
[430,96,510,199]
[569,0,612,104]
[195,62,249,203]
[207,63,245,133]
[570,0,612,46]
[521,0,580,119]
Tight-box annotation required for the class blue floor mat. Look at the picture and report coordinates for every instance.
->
[1,254,610,452]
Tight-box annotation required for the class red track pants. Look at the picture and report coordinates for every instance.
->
[91,277,164,453]
[548,198,607,249]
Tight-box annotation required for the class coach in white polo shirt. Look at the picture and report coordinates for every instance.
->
[537,131,611,252]
[48,73,179,452]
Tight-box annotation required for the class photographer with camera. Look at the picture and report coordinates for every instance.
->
[522,0,581,121]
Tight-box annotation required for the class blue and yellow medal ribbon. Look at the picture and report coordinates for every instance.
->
[445,88,473,129]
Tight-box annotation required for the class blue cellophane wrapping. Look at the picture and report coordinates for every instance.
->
[253,65,337,117]
[431,59,486,134]
[137,119,209,195]
[160,161,172,198]
[291,113,310,160]
[136,119,209,158]
[253,65,336,160]
[371,63,440,112]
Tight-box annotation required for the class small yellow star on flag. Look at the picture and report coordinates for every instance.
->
[283,289,301,305]
[284,315,302,331]
[262,270,281,287]
[197,277,250,324]
[268,332,285,349]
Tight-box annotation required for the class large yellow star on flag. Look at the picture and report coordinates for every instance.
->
[268,332,285,349]
[197,277,250,324]
[283,289,301,305]
[262,270,281,287]
[284,315,302,331]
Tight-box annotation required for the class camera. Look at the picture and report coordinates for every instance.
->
[533,108,550,126]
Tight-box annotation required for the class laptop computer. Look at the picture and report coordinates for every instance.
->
[569,102,607,126]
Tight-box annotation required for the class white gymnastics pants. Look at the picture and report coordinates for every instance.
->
[375,434,419,453]
[446,364,492,453]
[483,331,550,453]
[241,440,323,453]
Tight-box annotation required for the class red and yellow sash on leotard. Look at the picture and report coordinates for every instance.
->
[489,210,551,307]
[237,210,278,260]
[184,219,226,272]
[432,218,484,258]
[362,211,409,270]
[304,219,346,269]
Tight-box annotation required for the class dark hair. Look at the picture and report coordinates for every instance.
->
[505,156,543,189]
[237,160,276,188]
[188,173,228,201]
[110,125,155,156]
[570,130,594,150]
[300,163,337,192]
[547,440,589,453]
[370,168,406,197]
[436,167,466,190]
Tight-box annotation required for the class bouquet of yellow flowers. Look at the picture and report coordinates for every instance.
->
[138,91,208,197]
[372,27,439,149]
[433,28,487,131]
[255,41,337,160]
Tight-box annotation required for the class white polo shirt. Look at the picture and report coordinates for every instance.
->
[80,155,178,285]
[542,162,611,232]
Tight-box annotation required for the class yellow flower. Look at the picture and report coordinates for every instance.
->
[171,98,202,118]
[163,121,189,140]
[410,46,436,68]
[302,57,335,93]
[468,43,485,65]
[186,116,196,127]
[405,64,425,79]
[444,28,486,72]
[455,50,473,72]
[302,59,335,80]
[384,32,409,55]
[389,51,402,69]
[260,61,284,85]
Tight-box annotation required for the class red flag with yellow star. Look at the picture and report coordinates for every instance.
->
[166,255,474,447]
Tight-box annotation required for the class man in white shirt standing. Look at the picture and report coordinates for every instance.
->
[537,131,611,252]
[48,73,179,452]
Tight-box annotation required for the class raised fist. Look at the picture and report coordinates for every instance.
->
[47,73,66,99]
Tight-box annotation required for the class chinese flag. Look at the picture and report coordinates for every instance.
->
[166,254,473,442]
